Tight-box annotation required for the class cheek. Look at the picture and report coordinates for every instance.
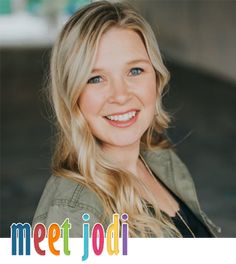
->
[140,78,157,106]
[79,89,103,119]
[148,85,157,104]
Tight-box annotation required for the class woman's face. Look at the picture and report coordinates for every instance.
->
[79,27,157,148]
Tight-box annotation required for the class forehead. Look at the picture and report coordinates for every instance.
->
[92,27,149,68]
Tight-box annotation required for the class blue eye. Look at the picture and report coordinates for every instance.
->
[87,76,102,84]
[130,67,143,76]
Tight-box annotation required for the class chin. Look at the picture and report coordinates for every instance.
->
[104,133,143,148]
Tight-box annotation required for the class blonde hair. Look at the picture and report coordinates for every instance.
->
[48,0,181,237]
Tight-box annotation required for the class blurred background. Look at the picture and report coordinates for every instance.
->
[1,0,235,237]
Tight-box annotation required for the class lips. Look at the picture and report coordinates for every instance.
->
[104,109,139,116]
[103,109,140,128]
[104,109,139,121]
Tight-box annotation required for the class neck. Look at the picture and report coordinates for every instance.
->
[102,140,141,175]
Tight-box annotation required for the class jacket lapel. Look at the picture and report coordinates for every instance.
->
[140,147,220,236]
[141,148,200,215]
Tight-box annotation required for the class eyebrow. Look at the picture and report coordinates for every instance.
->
[91,59,151,73]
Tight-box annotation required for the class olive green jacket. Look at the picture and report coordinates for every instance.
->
[32,148,221,237]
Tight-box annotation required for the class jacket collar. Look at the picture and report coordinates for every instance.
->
[140,147,200,215]
[140,147,221,236]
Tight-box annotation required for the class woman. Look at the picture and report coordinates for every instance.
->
[32,0,221,237]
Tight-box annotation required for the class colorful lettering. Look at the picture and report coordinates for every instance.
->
[33,223,46,255]
[10,213,129,259]
[92,223,105,255]
[11,223,31,255]
[106,213,119,255]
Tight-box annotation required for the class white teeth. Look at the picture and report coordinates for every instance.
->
[106,111,137,121]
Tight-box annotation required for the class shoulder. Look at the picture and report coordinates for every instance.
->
[141,147,186,172]
[32,175,105,237]
[141,146,194,200]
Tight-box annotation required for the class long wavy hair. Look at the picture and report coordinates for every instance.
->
[48,0,181,237]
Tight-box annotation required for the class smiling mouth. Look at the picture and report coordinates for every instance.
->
[104,110,139,122]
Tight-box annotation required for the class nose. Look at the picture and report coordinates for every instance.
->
[107,77,131,104]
